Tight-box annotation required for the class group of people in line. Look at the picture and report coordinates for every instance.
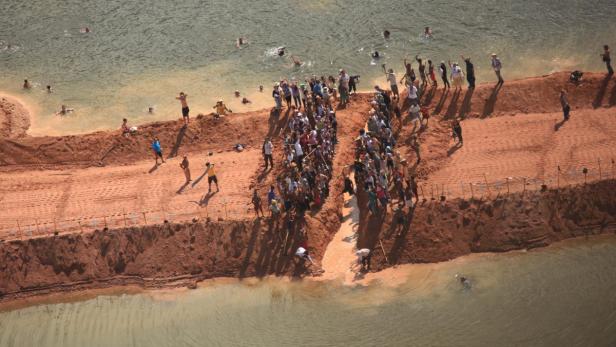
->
[252,92,339,222]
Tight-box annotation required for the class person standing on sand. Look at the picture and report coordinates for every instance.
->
[205,162,219,192]
[491,53,504,84]
[263,137,274,169]
[272,83,282,115]
[428,60,437,87]
[601,45,613,75]
[356,248,371,271]
[416,55,427,85]
[452,119,463,145]
[383,66,399,99]
[180,156,191,184]
[152,137,165,165]
[176,92,189,126]
[252,189,265,218]
[439,61,450,89]
[461,55,475,88]
[410,135,421,164]
[560,89,570,121]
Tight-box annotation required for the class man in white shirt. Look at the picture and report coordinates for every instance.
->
[356,248,371,271]
[407,84,418,106]
[262,137,273,169]
[383,66,399,99]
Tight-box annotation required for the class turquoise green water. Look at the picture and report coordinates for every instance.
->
[1,0,615,135]
[1,237,616,346]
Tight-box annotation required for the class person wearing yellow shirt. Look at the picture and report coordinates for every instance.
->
[213,99,232,119]
[205,162,219,192]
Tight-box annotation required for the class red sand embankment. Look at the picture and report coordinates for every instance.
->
[0,208,342,301]
[361,180,616,269]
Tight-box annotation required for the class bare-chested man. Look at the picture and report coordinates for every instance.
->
[176,92,189,126]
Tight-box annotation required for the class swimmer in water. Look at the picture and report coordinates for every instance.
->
[148,106,154,114]
[234,90,241,98]
[242,97,251,104]
[55,104,74,116]
[23,79,31,89]
[236,37,247,48]
[372,51,380,59]
[383,30,391,39]
[291,55,302,67]
[46,85,52,93]
[424,26,433,38]
[456,274,471,289]
[259,85,264,92]
[81,27,90,33]
[277,47,286,57]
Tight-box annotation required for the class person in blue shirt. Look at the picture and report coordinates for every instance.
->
[151,137,165,165]
[267,185,277,204]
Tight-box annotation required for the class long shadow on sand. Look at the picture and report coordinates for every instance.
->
[481,82,503,118]
[458,87,475,119]
[168,125,188,159]
[592,74,612,108]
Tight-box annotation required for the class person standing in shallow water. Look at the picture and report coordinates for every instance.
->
[491,53,504,84]
[461,55,475,88]
[601,45,613,75]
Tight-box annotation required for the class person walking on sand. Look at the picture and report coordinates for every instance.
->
[252,189,265,218]
[205,162,219,192]
[152,137,165,165]
[439,61,450,89]
[601,45,613,75]
[452,119,463,145]
[461,55,475,88]
[263,137,274,169]
[560,89,570,121]
[176,92,190,126]
[180,155,191,183]
[491,53,504,84]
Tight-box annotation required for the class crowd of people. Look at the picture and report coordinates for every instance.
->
[254,83,340,221]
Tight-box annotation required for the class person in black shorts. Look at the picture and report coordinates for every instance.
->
[176,92,189,126]
[205,162,219,192]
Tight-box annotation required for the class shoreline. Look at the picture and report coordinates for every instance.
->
[2,232,615,312]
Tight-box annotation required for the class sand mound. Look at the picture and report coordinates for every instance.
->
[0,95,30,139]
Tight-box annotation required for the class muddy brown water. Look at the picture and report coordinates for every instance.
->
[1,236,615,346]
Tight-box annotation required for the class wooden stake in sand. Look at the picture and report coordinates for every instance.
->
[379,239,389,265]
[506,177,510,194]
[17,220,22,240]
[469,183,474,199]
[598,159,602,180]
[522,178,527,196]
[142,212,147,225]
[483,174,491,198]
[35,219,40,235]
[557,165,561,189]
[123,209,128,227]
